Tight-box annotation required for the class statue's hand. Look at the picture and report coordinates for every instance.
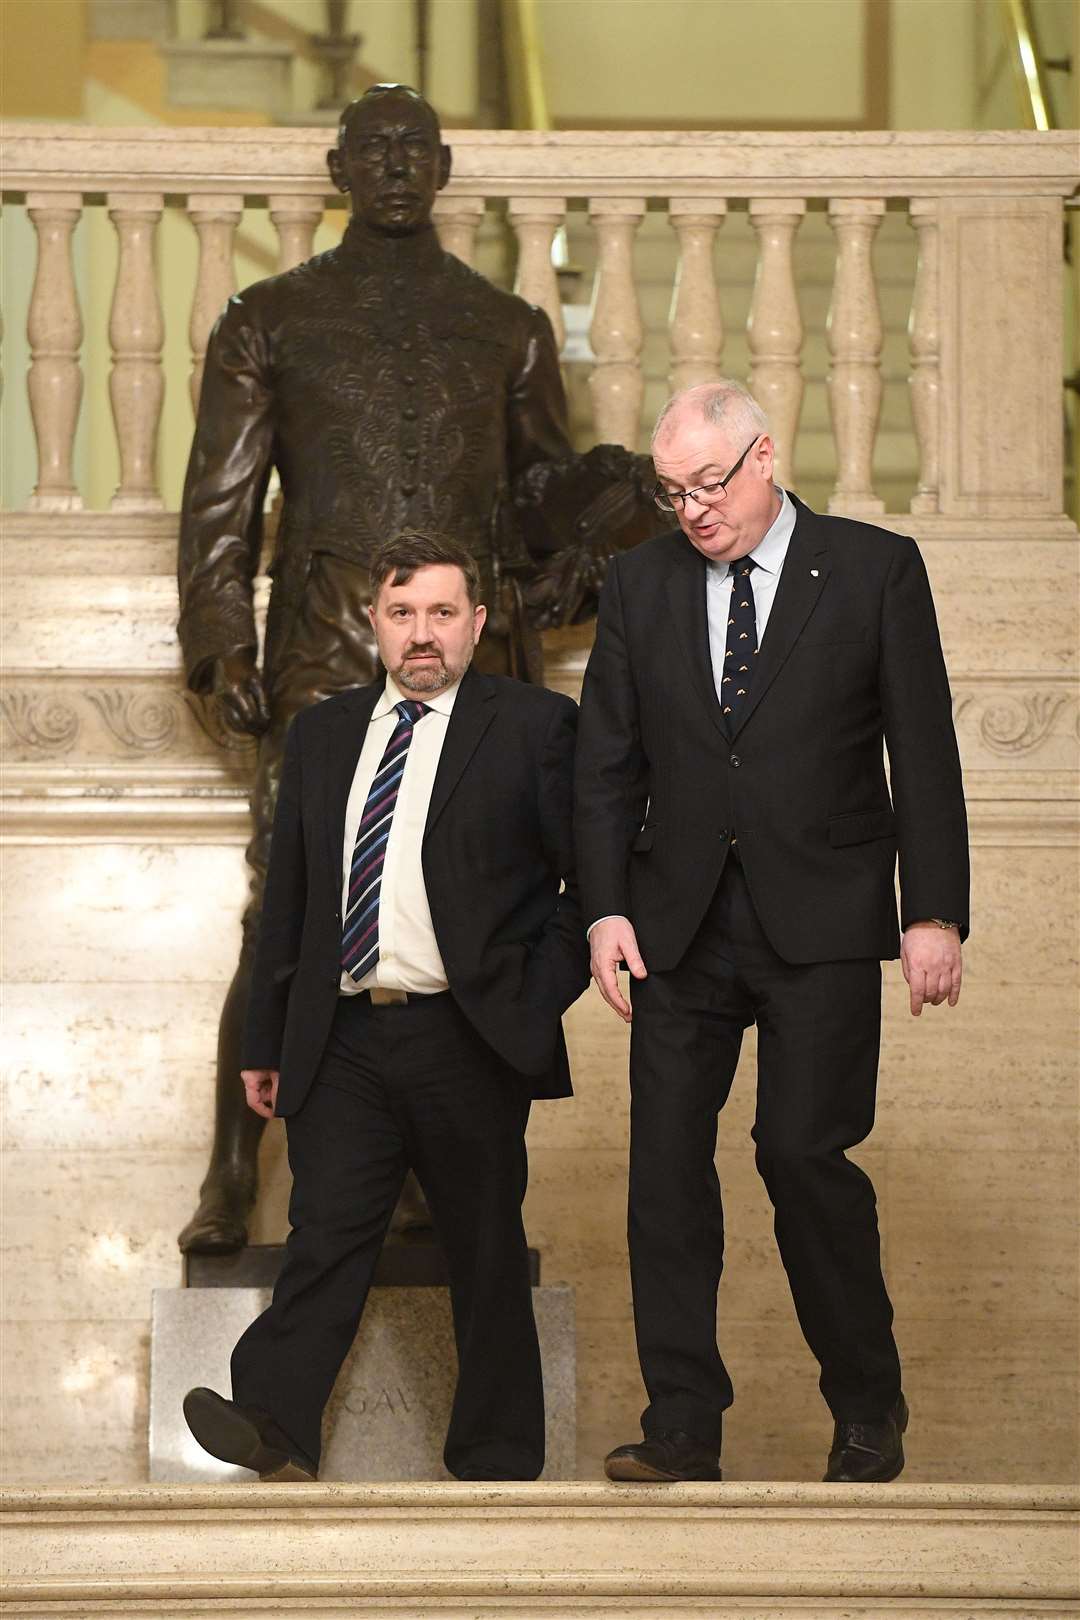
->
[211,651,271,737]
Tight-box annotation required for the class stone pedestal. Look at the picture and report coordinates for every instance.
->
[150,1285,575,1482]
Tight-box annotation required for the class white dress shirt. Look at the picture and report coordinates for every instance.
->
[705,486,795,704]
[339,674,459,996]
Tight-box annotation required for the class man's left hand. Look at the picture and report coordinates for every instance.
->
[901,923,962,1017]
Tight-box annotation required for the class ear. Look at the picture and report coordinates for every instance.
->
[367,600,378,630]
[472,602,487,641]
[755,434,775,479]
[327,147,348,194]
[436,143,452,192]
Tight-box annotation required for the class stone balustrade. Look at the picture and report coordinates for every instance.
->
[2,124,1076,521]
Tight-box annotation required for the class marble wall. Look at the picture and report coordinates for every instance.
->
[1,517,1076,1487]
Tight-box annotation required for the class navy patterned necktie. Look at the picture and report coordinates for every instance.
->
[341,699,428,983]
[721,556,757,730]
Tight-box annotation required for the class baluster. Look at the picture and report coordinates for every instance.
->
[107,191,165,512]
[908,198,940,515]
[270,194,323,273]
[433,196,485,267]
[508,196,566,351]
[747,198,805,489]
[588,197,646,449]
[667,198,725,394]
[826,197,885,515]
[26,192,84,512]
[187,192,241,413]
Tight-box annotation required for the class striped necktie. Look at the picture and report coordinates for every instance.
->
[340,699,428,984]
[721,556,757,731]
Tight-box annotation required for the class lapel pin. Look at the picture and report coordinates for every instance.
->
[810,568,819,577]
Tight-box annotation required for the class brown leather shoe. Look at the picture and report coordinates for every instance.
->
[604,1430,722,1482]
[824,1395,909,1482]
[183,1387,317,1481]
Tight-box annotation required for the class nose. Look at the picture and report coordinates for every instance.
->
[384,139,408,177]
[682,489,713,518]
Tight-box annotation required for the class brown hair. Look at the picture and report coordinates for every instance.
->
[368,530,482,607]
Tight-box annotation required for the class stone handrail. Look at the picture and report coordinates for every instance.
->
[2,124,1077,523]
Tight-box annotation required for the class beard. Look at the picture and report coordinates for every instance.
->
[393,641,473,695]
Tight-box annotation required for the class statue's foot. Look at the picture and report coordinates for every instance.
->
[178,1179,252,1254]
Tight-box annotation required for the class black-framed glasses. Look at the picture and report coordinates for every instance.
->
[653,436,760,513]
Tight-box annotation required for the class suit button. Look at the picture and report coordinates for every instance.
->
[401,483,417,498]
[402,405,417,421]
[729,754,741,768]
[718,827,728,839]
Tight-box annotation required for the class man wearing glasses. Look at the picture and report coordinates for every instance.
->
[574,380,968,1483]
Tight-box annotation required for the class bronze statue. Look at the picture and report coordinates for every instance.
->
[177,83,658,1253]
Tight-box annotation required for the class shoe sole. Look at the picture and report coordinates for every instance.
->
[182,1389,315,1481]
[604,1457,723,1483]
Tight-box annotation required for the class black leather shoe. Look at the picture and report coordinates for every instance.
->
[824,1395,909,1482]
[604,1430,722,1482]
[183,1387,317,1481]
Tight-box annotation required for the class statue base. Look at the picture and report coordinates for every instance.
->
[184,1240,541,1290]
[149,1282,575,1482]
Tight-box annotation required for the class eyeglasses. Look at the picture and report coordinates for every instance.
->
[653,437,760,513]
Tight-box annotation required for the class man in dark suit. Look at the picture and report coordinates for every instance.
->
[575,381,968,1484]
[184,530,589,1482]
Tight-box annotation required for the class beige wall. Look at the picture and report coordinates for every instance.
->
[1,3,1077,1492]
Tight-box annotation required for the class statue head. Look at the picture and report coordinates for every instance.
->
[328,84,451,236]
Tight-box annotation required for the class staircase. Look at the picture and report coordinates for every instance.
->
[3,1481,1077,1616]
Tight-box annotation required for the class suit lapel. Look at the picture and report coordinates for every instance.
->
[322,680,382,877]
[730,497,830,740]
[664,541,729,741]
[424,666,496,838]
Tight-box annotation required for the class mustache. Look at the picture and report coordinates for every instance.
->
[403,643,443,659]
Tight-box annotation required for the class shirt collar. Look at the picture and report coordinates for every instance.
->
[733,486,796,578]
[374,673,462,719]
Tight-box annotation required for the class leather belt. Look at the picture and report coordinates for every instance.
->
[365,987,449,1006]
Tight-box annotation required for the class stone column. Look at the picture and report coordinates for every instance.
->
[269,194,322,273]
[907,198,941,516]
[107,191,165,513]
[187,193,241,413]
[936,195,1066,520]
[748,198,805,490]
[667,198,725,395]
[509,196,566,352]
[433,196,485,268]
[26,192,84,513]
[826,197,885,517]
[588,197,646,450]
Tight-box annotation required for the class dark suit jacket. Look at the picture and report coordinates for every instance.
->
[574,494,969,969]
[242,668,590,1115]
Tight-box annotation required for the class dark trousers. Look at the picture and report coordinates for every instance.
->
[230,991,545,1479]
[627,855,901,1449]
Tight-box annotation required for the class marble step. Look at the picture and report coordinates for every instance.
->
[2,1482,1076,1616]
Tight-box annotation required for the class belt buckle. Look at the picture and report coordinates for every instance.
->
[369,987,408,1007]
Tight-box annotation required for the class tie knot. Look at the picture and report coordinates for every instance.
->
[395,699,428,727]
[731,557,756,580]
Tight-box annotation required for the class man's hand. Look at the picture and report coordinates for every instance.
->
[212,651,271,737]
[589,915,647,1023]
[240,1068,279,1118]
[901,923,962,1017]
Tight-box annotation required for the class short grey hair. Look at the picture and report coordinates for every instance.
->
[651,380,770,451]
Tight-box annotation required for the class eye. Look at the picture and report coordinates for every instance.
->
[699,482,724,495]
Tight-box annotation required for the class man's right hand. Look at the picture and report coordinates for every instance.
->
[589,915,647,1023]
[212,651,271,736]
[240,1069,279,1118]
